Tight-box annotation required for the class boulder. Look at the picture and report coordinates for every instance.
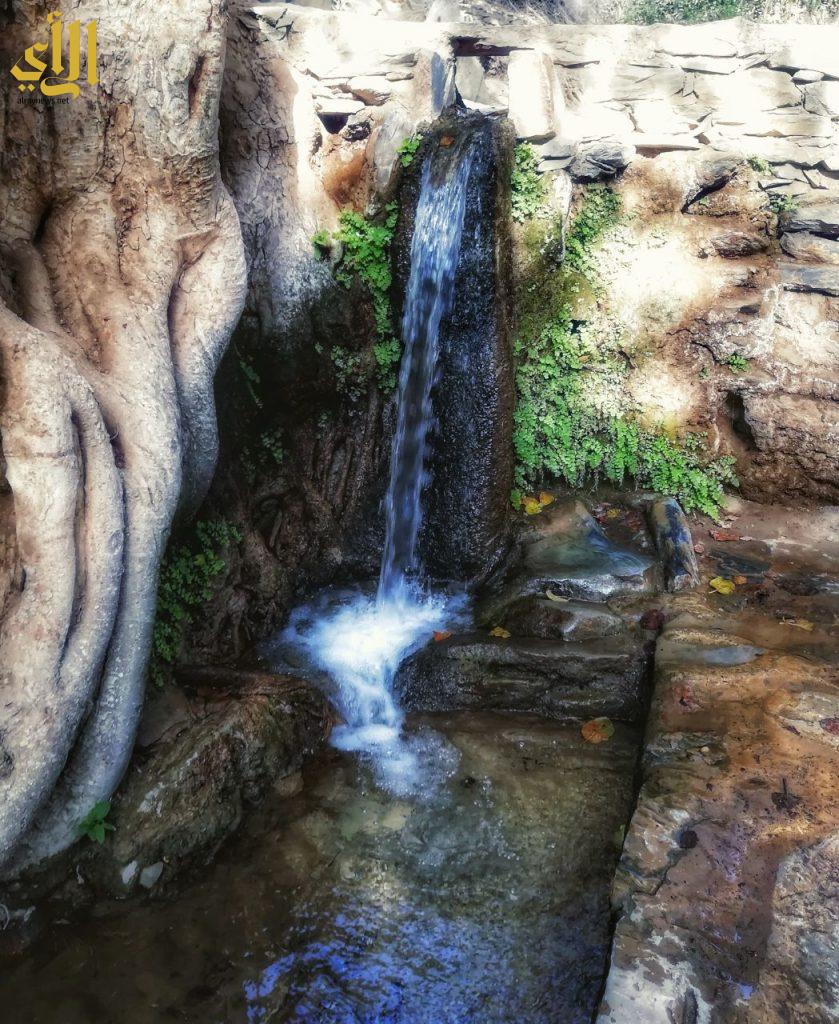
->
[780,262,839,297]
[88,672,332,895]
[512,501,658,604]
[701,231,770,258]
[780,231,839,265]
[570,140,635,182]
[646,498,700,593]
[779,199,839,239]
[507,49,559,143]
[395,633,652,722]
[493,595,628,643]
[348,75,393,105]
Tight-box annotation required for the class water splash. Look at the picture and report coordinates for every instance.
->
[278,132,476,794]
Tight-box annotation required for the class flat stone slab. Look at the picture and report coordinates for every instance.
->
[780,261,839,297]
[519,500,658,603]
[396,633,652,723]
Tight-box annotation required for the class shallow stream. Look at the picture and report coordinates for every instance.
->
[0,713,639,1024]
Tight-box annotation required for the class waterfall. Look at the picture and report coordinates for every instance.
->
[379,140,475,599]
[278,131,475,794]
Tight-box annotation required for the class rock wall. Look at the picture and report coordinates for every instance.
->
[184,7,837,670]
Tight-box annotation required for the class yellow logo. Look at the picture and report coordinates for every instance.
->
[11,11,98,100]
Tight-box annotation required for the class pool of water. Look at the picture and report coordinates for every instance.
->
[0,713,640,1024]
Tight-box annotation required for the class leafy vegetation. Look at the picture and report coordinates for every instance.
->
[724,353,749,372]
[78,801,115,844]
[511,143,548,224]
[512,185,738,520]
[333,202,401,390]
[241,427,284,484]
[747,155,771,174]
[623,0,835,22]
[397,133,422,168]
[151,519,242,687]
[768,191,799,215]
[312,228,332,259]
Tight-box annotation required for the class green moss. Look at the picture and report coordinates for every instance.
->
[513,185,738,520]
[511,143,548,224]
[150,519,242,687]
[333,202,401,390]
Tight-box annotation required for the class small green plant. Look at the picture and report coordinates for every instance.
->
[563,185,623,276]
[747,155,771,174]
[397,133,422,168]
[237,353,263,409]
[724,353,749,372]
[511,143,548,224]
[627,0,742,22]
[312,228,332,260]
[334,202,401,389]
[512,183,737,521]
[78,801,115,844]
[151,519,242,686]
[242,428,285,484]
[331,345,366,401]
[768,192,799,215]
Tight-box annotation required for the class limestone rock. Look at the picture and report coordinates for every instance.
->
[781,262,839,297]
[802,81,839,119]
[780,199,839,239]
[89,673,332,895]
[507,49,559,143]
[348,75,393,105]
[750,833,839,1023]
[781,231,839,264]
[570,140,635,182]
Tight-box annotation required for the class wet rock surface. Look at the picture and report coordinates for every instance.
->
[599,499,839,1024]
[396,633,652,721]
[394,115,516,585]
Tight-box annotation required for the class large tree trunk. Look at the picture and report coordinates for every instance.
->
[0,0,246,873]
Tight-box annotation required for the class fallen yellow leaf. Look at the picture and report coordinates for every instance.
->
[545,588,569,603]
[538,491,555,508]
[785,618,814,631]
[605,508,621,520]
[489,626,511,639]
[733,575,748,586]
[709,576,735,595]
[522,497,542,515]
[581,717,615,744]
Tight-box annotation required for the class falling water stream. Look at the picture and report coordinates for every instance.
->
[280,135,476,793]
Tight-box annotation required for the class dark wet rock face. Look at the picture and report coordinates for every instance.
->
[647,497,700,593]
[394,113,516,585]
[396,633,651,722]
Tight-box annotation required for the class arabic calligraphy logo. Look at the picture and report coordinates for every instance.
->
[11,11,98,100]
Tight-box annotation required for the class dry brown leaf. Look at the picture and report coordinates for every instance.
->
[733,575,748,586]
[785,618,814,632]
[581,717,615,744]
[433,630,452,642]
[710,529,740,542]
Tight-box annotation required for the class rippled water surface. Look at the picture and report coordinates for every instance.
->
[0,713,639,1024]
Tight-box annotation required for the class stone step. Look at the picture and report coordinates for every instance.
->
[395,633,652,723]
